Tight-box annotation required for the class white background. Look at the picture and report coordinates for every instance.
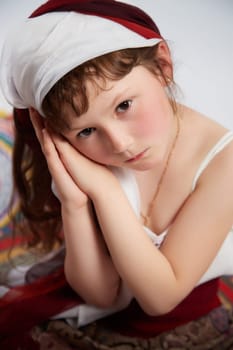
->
[0,0,232,128]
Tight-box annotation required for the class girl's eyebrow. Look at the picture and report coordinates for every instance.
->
[67,119,88,132]
[68,125,82,132]
[64,118,85,132]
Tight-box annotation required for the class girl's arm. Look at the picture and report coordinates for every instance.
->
[93,171,233,315]
[30,111,120,308]
[53,128,233,315]
[62,202,120,307]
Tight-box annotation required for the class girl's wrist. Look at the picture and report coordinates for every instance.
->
[61,199,91,217]
[90,175,122,203]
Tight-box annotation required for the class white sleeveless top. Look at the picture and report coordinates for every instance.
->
[140,131,233,285]
[145,130,233,249]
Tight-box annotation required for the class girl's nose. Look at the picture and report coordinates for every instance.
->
[106,126,133,154]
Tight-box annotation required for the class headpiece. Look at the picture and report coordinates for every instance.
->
[0,0,163,141]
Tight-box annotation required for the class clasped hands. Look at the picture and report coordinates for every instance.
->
[29,108,116,210]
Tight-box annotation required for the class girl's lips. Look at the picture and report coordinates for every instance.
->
[126,148,148,163]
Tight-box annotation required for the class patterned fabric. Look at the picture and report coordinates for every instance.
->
[31,305,233,350]
[0,114,14,227]
[0,114,23,264]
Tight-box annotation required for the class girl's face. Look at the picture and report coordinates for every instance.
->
[63,66,175,171]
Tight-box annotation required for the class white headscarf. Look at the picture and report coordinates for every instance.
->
[0,11,161,116]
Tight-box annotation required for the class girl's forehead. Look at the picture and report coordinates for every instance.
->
[86,66,146,94]
[85,76,114,97]
[81,76,123,111]
[65,66,153,127]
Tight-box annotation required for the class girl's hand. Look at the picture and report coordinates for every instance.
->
[48,131,119,202]
[29,108,88,209]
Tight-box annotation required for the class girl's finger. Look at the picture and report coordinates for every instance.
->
[42,128,65,176]
[29,108,45,145]
[42,129,76,188]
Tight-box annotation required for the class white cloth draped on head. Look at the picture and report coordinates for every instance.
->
[0,12,161,117]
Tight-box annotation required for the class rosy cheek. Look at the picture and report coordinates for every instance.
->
[76,144,109,164]
[134,112,160,139]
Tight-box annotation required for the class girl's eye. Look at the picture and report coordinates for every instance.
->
[77,127,96,138]
[116,100,132,113]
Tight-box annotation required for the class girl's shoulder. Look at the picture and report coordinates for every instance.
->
[181,106,232,154]
[192,129,233,191]
[185,109,233,188]
[180,106,233,188]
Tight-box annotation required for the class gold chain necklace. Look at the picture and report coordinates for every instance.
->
[141,115,181,226]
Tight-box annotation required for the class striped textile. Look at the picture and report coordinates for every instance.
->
[219,276,233,309]
[0,112,23,264]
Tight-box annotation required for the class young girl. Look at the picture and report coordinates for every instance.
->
[0,0,233,348]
